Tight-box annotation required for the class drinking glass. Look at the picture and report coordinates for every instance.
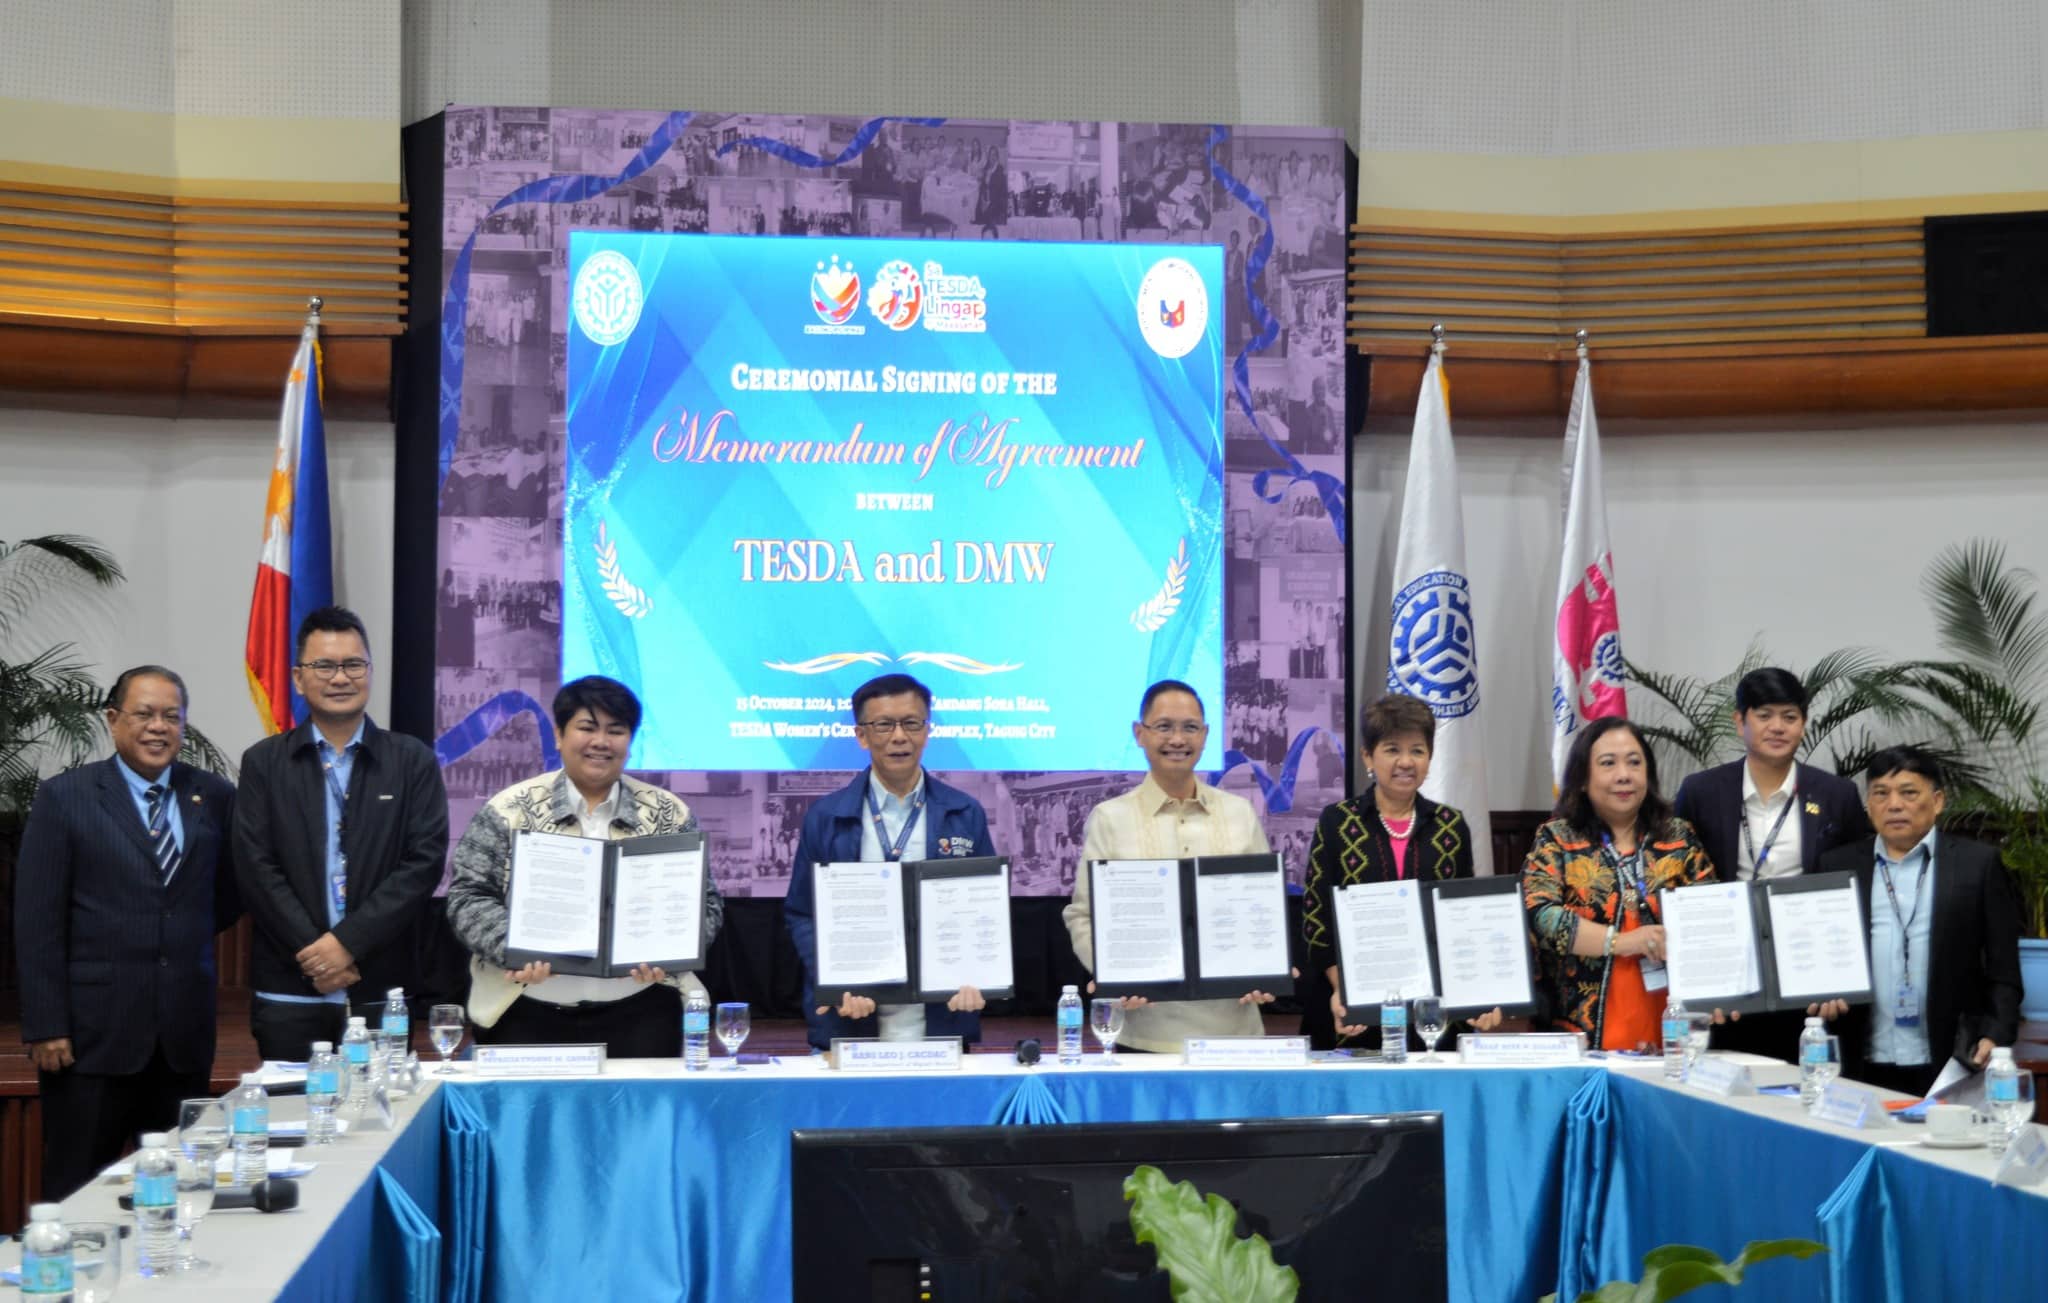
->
[1089,997,1125,1064]
[1990,1071,2036,1156]
[1684,1011,1713,1075]
[173,1143,216,1271]
[429,1004,467,1074]
[1807,1035,1843,1110]
[70,1221,122,1302]
[1412,996,1446,1062]
[715,1002,751,1069]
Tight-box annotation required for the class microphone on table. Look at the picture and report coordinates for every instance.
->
[1014,1038,1042,1066]
[120,1178,300,1213]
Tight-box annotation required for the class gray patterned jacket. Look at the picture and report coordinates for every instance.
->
[446,769,724,1025]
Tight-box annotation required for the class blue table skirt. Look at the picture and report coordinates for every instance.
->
[449,1066,1587,1303]
[333,1065,2048,1303]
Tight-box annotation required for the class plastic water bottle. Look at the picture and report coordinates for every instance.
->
[1798,1017,1830,1110]
[1987,1046,2026,1155]
[229,1071,270,1186]
[1380,992,1408,1063]
[341,1015,373,1111]
[381,986,410,1050]
[133,1131,179,1276]
[683,986,711,1071]
[1662,996,1689,1081]
[1056,985,1084,1065]
[307,1040,341,1144]
[20,1203,73,1299]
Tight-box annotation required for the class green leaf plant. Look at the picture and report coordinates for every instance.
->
[1540,1238,1827,1303]
[1123,1164,1299,1303]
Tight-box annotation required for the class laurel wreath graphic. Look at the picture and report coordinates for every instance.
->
[595,520,653,619]
[1128,538,1188,633]
[762,652,892,675]
[899,652,1023,675]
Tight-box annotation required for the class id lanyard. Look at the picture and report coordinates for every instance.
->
[322,752,350,917]
[1602,832,1667,987]
[1740,788,1796,875]
[864,779,926,862]
[1876,846,1930,1026]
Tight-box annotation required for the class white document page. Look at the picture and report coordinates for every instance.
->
[1767,884,1873,1000]
[814,861,910,987]
[506,831,604,957]
[1431,889,1532,1010]
[608,844,705,967]
[1662,881,1761,1002]
[1333,880,1436,1007]
[1091,860,1186,984]
[1192,865,1289,981]
[917,868,1014,994]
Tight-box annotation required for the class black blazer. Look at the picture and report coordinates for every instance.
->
[1672,760,1870,882]
[1818,834,2023,1070]
[233,719,448,1001]
[13,758,239,1075]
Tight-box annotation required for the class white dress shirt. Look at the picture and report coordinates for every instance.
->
[1736,762,1803,881]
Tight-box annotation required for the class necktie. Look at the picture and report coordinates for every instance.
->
[145,785,182,883]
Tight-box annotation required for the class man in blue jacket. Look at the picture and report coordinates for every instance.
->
[783,673,994,1051]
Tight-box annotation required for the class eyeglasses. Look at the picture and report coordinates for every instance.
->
[1140,722,1207,739]
[858,717,928,736]
[118,709,184,728]
[297,659,371,679]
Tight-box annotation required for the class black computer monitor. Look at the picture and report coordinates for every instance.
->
[789,1113,1447,1302]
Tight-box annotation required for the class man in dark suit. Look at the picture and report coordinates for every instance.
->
[234,606,449,1061]
[13,665,239,1199]
[1816,746,2023,1097]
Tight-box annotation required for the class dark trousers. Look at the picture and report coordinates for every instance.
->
[251,998,350,1063]
[39,1044,209,1202]
[1857,1060,1944,1098]
[476,983,682,1059]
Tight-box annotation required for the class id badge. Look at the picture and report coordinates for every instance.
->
[1640,957,1670,992]
[330,870,348,917]
[1894,983,1921,1028]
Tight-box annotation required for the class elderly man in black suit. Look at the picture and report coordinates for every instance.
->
[1816,746,2023,1097]
[13,665,240,1200]
[1673,667,1872,1059]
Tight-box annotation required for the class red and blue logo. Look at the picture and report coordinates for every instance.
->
[810,255,861,325]
[1159,299,1187,329]
[866,259,924,331]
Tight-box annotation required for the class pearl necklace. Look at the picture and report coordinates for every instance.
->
[1375,798,1417,840]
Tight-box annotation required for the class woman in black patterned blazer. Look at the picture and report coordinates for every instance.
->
[1301,693,1498,1048]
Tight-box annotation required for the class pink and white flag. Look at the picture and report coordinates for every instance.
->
[1551,350,1627,786]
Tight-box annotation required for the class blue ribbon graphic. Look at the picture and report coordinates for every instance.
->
[437,110,696,492]
[713,115,946,169]
[433,690,562,772]
[1209,725,1342,815]
[1204,125,1348,542]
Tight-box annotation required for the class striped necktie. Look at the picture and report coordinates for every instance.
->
[144,784,182,882]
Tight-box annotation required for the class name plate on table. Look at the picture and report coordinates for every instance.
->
[1457,1033,1583,1066]
[473,1043,607,1078]
[1182,1036,1310,1068]
[1994,1126,2048,1188]
[1685,1057,1756,1097]
[1813,1082,1888,1130]
[830,1037,964,1072]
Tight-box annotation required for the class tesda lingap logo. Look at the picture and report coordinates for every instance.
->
[866,259,924,331]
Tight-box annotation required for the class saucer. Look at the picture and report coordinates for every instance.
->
[1919,1133,1987,1150]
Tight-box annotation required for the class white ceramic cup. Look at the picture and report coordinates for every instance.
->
[1926,1102,1975,1142]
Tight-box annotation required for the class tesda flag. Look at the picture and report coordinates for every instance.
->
[1551,348,1627,787]
[1387,344,1494,874]
[245,318,333,734]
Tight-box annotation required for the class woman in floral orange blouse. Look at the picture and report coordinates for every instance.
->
[1521,716,1714,1051]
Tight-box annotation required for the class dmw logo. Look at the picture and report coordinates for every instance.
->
[955,541,1055,584]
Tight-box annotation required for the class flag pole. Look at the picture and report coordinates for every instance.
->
[1575,327,1588,362]
[306,295,323,326]
[1430,322,1446,357]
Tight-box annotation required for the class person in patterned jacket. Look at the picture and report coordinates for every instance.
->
[446,675,723,1057]
[1521,716,1714,1052]
[1301,693,1502,1051]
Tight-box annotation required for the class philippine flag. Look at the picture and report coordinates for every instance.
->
[244,319,334,734]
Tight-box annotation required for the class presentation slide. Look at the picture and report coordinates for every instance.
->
[562,232,1225,772]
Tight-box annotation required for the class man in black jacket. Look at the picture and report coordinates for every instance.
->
[234,607,449,1060]
[13,665,239,1199]
[1817,746,2023,1097]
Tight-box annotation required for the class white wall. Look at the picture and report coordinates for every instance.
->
[1350,416,2048,809]
[0,410,395,769]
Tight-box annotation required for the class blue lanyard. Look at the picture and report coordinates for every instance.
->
[1876,846,1931,978]
[1600,833,1650,909]
[1741,785,1797,873]
[864,778,925,862]
[320,747,353,839]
